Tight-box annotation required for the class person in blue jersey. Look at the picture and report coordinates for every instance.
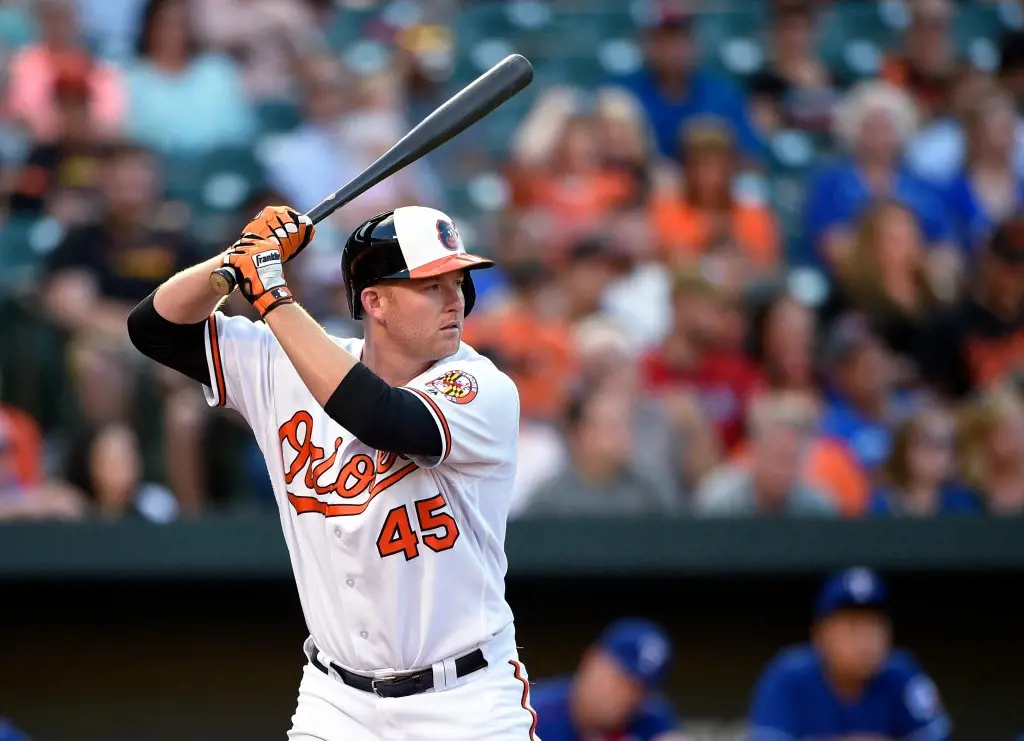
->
[0,719,33,741]
[531,618,688,741]
[749,566,951,741]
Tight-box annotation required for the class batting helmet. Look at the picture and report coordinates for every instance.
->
[342,206,494,320]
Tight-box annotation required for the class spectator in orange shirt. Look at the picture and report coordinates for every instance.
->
[0,405,86,522]
[3,0,124,142]
[650,117,780,274]
[461,259,577,424]
[593,85,679,207]
[727,391,871,518]
[508,87,638,264]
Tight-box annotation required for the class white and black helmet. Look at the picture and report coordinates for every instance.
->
[341,206,495,320]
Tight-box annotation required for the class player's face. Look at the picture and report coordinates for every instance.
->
[377,272,466,362]
[571,650,645,731]
[816,609,892,683]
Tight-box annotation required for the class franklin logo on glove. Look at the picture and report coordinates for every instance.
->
[255,250,282,267]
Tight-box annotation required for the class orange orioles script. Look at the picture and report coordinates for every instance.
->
[279,410,419,517]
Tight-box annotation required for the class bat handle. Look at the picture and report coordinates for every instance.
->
[210,207,322,296]
[210,266,238,296]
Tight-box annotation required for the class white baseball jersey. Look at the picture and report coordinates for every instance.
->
[201,316,520,672]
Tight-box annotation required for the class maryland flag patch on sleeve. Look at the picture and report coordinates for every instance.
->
[425,370,479,405]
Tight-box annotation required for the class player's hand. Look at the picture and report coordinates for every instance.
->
[242,205,315,262]
[221,235,295,318]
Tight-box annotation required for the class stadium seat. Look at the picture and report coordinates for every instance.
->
[0,6,37,52]
[956,2,1009,71]
[450,4,522,48]
[160,153,207,202]
[325,7,382,53]
[697,10,768,78]
[254,101,304,135]
[0,216,62,293]
[162,148,265,208]
[768,174,807,264]
[768,130,818,176]
[818,2,899,81]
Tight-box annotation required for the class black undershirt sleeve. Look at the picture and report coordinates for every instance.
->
[128,290,442,457]
[325,363,443,458]
[126,291,211,386]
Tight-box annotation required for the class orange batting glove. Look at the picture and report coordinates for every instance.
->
[221,234,295,318]
[242,205,315,262]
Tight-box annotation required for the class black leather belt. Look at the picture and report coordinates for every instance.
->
[308,644,488,698]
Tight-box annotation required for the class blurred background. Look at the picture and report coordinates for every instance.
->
[1,0,1023,738]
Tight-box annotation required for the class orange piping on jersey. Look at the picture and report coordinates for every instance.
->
[407,388,452,461]
[508,659,538,740]
[287,460,419,517]
[207,314,227,407]
[370,460,419,495]
[287,490,380,518]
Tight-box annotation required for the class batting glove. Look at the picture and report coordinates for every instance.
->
[242,205,315,263]
[222,235,295,318]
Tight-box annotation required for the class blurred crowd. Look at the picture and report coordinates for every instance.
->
[2,0,1024,523]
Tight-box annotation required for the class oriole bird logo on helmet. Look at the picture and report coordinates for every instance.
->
[436,219,462,251]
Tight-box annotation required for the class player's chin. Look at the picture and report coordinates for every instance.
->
[434,327,462,354]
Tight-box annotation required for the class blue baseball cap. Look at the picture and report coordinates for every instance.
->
[595,618,673,688]
[814,567,889,622]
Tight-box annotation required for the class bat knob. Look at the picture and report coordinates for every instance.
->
[210,267,238,296]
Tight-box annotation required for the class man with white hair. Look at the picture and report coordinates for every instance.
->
[801,80,956,275]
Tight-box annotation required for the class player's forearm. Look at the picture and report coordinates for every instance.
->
[263,302,442,455]
[152,254,228,325]
[264,302,360,406]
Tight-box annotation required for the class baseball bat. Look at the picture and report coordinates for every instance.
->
[210,53,534,296]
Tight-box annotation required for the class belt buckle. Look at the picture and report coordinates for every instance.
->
[371,675,396,698]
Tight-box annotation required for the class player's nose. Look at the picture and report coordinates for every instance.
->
[441,279,465,312]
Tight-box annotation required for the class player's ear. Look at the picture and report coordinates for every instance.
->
[362,286,386,322]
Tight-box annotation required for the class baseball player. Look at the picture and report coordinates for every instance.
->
[127,205,539,740]
[529,618,688,741]
[748,566,950,741]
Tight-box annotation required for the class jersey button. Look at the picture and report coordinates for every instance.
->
[360,631,369,639]
[346,578,355,587]
[333,526,341,538]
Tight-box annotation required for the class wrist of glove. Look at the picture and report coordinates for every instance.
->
[222,235,295,318]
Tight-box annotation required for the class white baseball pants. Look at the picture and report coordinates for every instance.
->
[287,627,541,741]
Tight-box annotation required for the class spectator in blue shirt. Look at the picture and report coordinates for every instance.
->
[749,566,951,741]
[121,0,256,156]
[868,403,982,517]
[619,7,764,162]
[802,81,956,286]
[817,314,911,481]
[530,618,688,741]
[943,89,1024,259]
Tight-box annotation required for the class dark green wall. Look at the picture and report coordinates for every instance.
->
[2,572,1022,741]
